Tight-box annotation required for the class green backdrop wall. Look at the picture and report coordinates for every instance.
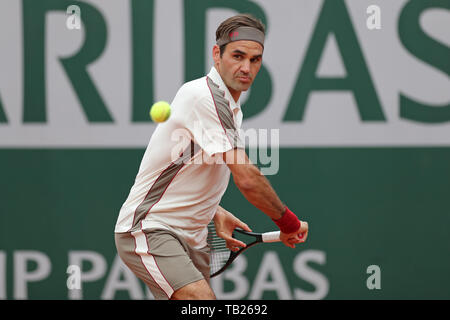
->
[1,148,449,299]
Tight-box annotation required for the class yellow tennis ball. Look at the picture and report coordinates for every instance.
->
[150,101,171,123]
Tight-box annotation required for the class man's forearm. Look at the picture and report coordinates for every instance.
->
[234,165,285,220]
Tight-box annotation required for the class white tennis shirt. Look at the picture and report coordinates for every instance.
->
[115,67,245,248]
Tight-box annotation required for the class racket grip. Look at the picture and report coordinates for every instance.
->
[262,231,281,243]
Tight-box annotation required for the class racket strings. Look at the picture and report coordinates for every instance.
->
[207,222,232,275]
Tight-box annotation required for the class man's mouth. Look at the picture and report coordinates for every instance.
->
[237,76,251,83]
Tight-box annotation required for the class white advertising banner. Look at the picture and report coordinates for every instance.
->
[0,0,448,147]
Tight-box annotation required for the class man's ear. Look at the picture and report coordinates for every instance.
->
[212,45,221,65]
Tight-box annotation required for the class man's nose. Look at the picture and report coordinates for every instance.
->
[240,59,251,73]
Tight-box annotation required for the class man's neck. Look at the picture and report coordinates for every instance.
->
[214,65,241,104]
[228,88,241,104]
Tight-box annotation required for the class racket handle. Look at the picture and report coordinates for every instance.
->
[262,231,281,243]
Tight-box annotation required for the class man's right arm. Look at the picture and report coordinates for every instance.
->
[223,147,285,220]
[222,148,308,247]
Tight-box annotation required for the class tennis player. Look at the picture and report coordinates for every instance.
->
[115,14,309,300]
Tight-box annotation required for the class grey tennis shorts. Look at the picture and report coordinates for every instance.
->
[115,228,210,300]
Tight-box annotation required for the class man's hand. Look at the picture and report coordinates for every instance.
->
[280,221,309,248]
[213,206,252,252]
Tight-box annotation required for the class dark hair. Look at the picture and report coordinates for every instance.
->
[216,14,265,56]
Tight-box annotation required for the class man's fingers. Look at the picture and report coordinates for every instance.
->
[284,240,295,249]
[280,225,309,248]
[288,234,302,243]
[222,234,246,251]
[228,238,246,249]
[236,220,252,232]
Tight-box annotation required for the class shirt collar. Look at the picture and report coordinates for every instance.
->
[207,66,241,112]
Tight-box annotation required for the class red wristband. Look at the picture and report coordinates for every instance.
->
[272,207,301,234]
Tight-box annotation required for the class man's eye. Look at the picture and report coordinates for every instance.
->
[233,55,242,59]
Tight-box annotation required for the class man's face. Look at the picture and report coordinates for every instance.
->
[213,40,263,100]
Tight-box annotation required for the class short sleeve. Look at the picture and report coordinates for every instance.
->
[184,94,243,157]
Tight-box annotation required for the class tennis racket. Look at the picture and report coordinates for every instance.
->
[207,222,281,278]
